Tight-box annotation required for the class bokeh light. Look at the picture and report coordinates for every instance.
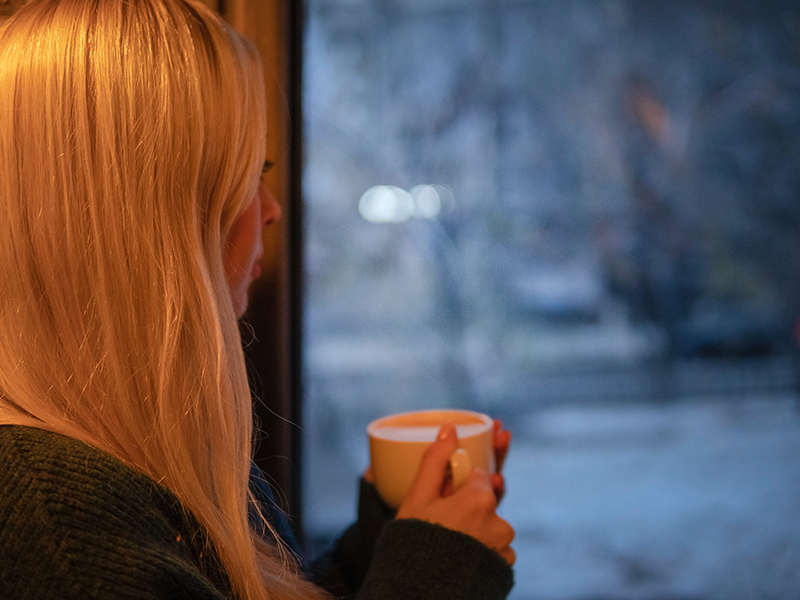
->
[358,185,415,223]
[360,184,455,222]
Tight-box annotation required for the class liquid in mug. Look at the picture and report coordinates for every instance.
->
[370,422,488,442]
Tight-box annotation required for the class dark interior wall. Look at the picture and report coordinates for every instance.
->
[223,0,305,532]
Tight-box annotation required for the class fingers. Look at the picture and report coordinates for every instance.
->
[457,471,515,564]
[485,503,515,566]
[490,473,505,503]
[402,423,459,507]
[399,459,516,567]
[454,468,498,511]
[459,467,494,494]
[495,527,516,565]
[492,419,511,473]
[498,545,516,566]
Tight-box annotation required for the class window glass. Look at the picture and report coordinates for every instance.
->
[302,1,800,597]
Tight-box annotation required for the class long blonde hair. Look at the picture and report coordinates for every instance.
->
[0,1,323,598]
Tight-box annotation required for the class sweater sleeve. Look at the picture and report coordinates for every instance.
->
[0,426,230,600]
[357,519,514,600]
[310,478,514,600]
[309,478,396,594]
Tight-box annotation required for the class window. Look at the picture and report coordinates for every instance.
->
[301,1,800,597]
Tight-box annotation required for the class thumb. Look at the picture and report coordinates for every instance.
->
[404,423,459,506]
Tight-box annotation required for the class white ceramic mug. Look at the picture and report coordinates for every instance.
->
[367,409,495,509]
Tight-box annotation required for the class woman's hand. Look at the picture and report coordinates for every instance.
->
[396,423,516,565]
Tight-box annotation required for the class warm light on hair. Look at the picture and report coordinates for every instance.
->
[0,1,324,598]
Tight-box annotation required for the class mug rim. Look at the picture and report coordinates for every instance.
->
[367,408,493,438]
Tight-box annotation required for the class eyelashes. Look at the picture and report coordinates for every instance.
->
[261,160,275,175]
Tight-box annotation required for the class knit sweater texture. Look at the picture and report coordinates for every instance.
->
[0,425,513,599]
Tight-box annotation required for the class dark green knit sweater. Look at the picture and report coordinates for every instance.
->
[0,426,513,599]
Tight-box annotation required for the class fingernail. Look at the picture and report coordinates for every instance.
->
[438,423,455,441]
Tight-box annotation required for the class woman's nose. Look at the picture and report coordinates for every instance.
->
[259,182,282,226]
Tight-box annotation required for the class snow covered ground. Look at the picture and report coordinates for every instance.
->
[500,396,800,600]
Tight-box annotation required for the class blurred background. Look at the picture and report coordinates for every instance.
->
[300,1,800,598]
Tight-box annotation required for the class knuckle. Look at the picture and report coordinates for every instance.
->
[502,523,515,545]
[476,490,497,510]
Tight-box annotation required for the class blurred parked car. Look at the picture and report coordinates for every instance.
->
[674,299,793,358]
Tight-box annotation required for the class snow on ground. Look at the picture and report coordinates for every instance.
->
[501,396,800,600]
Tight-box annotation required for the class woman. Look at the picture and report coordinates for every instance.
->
[0,1,514,598]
